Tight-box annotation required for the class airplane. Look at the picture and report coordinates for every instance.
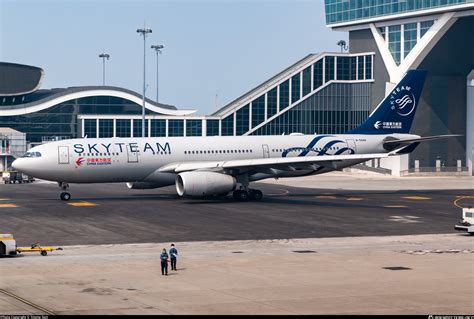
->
[12,70,459,201]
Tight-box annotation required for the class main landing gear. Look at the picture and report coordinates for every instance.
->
[58,182,71,201]
[232,189,263,201]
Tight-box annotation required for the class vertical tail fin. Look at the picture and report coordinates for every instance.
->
[348,69,427,134]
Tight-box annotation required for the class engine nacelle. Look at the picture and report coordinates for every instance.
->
[126,182,163,190]
[176,171,236,197]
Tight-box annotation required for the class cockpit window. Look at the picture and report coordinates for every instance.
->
[22,152,42,158]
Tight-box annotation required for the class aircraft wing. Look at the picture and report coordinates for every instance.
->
[158,152,392,174]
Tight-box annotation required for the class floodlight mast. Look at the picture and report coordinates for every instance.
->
[151,44,164,102]
[98,53,110,86]
[137,27,152,137]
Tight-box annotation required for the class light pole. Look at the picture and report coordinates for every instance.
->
[98,53,110,86]
[151,44,164,102]
[136,27,152,137]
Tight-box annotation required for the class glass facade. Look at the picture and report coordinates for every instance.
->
[168,119,184,137]
[0,95,149,143]
[313,59,324,90]
[380,20,434,65]
[291,74,301,104]
[420,20,434,36]
[325,56,335,82]
[116,119,131,137]
[236,105,249,135]
[325,0,470,25]
[357,56,364,80]
[279,80,290,110]
[221,114,234,136]
[252,83,371,136]
[84,119,97,138]
[389,25,402,65]
[302,66,312,97]
[206,119,220,136]
[150,119,166,137]
[404,22,417,58]
[133,119,149,137]
[212,53,372,136]
[365,55,372,79]
[98,119,113,138]
[337,56,357,80]
[267,87,278,118]
[379,26,386,39]
[252,95,265,128]
[186,119,202,136]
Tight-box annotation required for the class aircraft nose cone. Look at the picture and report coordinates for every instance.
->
[11,158,25,172]
[11,159,20,170]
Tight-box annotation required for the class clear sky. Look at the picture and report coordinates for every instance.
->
[0,0,346,115]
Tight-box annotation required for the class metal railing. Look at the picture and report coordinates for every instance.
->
[41,136,71,142]
[401,166,469,176]
[351,164,392,175]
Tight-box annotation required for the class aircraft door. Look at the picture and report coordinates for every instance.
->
[262,144,270,158]
[58,146,70,164]
[345,139,357,154]
[127,145,139,163]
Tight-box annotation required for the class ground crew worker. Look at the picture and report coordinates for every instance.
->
[160,248,169,276]
[169,243,178,271]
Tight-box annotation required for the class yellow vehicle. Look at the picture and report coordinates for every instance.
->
[16,243,63,256]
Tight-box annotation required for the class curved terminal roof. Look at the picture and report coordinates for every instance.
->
[0,85,196,116]
[0,62,44,96]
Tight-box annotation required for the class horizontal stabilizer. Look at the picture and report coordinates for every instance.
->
[383,134,461,147]
[383,134,462,150]
[385,134,461,154]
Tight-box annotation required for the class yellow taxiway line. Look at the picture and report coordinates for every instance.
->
[67,201,98,207]
[0,203,18,208]
[402,196,431,200]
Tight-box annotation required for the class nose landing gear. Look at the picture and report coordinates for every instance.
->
[58,182,71,201]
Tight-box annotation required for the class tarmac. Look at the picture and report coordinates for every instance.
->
[0,171,473,315]
[1,234,473,315]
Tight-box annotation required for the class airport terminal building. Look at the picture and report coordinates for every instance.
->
[325,0,474,174]
[0,1,472,176]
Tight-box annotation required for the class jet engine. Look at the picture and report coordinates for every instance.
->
[176,171,236,197]
[126,182,163,190]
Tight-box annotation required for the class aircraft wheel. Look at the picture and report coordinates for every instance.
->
[249,189,263,201]
[60,192,71,201]
[41,251,48,256]
[233,190,249,201]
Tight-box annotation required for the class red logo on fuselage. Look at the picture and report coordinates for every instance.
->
[75,157,85,166]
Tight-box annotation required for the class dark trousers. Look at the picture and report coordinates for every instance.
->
[161,261,168,275]
[171,257,177,270]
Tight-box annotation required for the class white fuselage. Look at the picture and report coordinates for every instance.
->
[13,133,417,186]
